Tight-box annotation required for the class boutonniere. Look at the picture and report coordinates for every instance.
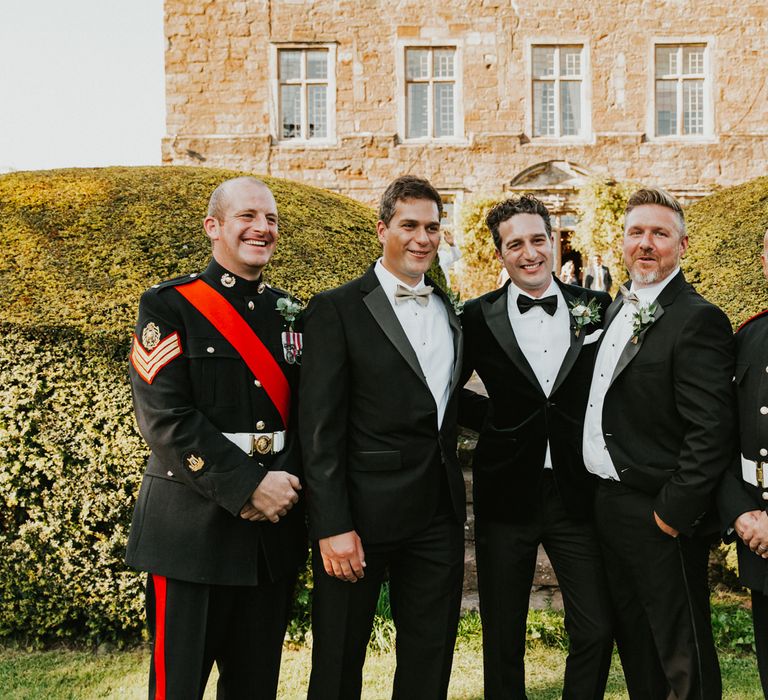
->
[275,297,304,332]
[447,289,464,316]
[276,297,304,364]
[630,302,658,344]
[568,297,601,337]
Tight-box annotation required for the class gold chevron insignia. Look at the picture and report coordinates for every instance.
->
[130,331,183,384]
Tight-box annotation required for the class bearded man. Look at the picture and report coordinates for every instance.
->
[582,187,735,700]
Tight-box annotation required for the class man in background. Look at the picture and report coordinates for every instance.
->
[585,254,612,292]
[438,229,462,287]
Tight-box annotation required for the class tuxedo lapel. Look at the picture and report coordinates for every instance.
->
[608,271,686,386]
[609,302,666,386]
[602,295,624,331]
[362,280,430,391]
[550,283,587,395]
[481,284,542,393]
[430,281,464,393]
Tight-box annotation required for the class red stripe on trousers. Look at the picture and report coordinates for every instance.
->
[152,574,167,700]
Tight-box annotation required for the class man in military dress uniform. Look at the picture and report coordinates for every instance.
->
[125,177,306,699]
[719,226,768,696]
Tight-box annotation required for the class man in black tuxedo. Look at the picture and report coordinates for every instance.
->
[299,176,466,699]
[718,226,768,697]
[585,254,612,293]
[583,187,735,699]
[460,195,613,699]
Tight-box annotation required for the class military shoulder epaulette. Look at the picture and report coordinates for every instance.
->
[147,272,202,293]
[737,308,768,333]
[264,283,293,298]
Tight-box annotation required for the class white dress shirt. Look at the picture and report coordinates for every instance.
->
[583,268,680,480]
[375,260,454,427]
[507,278,570,468]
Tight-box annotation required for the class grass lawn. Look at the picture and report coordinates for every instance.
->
[0,639,762,699]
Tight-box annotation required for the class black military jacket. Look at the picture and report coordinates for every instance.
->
[125,258,307,586]
[719,309,768,594]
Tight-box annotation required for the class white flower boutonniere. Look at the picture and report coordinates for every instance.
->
[568,297,601,337]
[447,289,464,316]
[630,302,658,344]
[275,297,304,332]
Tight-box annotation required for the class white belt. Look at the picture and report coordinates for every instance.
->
[224,431,286,456]
[741,454,767,488]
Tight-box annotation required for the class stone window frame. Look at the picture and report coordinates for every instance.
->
[395,39,466,144]
[524,37,593,144]
[646,36,716,142]
[269,42,338,146]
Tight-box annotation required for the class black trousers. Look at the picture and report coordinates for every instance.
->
[753,589,768,697]
[476,472,614,700]
[145,572,296,700]
[594,480,721,700]
[307,514,465,700]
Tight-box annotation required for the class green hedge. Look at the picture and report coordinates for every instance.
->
[683,176,768,328]
[0,166,381,645]
[0,167,379,333]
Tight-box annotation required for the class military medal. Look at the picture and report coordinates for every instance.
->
[281,331,303,364]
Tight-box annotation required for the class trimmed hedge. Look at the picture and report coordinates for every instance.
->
[0,166,381,645]
[0,325,143,643]
[456,193,504,299]
[0,167,379,333]
[683,176,768,328]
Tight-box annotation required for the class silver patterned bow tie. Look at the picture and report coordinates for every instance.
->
[394,284,433,307]
[619,285,640,305]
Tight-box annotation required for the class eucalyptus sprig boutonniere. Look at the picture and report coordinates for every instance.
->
[568,297,601,337]
[275,297,304,332]
[447,289,465,316]
[630,302,658,344]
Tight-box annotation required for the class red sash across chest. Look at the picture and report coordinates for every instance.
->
[176,280,291,428]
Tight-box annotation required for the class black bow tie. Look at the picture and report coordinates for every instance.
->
[517,294,557,316]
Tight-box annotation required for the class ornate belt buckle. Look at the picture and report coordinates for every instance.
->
[253,434,273,455]
[758,462,766,488]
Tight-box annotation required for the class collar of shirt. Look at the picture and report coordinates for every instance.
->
[629,267,679,305]
[374,258,429,303]
[507,277,562,318]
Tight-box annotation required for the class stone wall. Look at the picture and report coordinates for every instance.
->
[163,0,768,207]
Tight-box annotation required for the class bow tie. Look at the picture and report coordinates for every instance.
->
[394,284,433,307]
[517,294,557,316]
[619,285,640,305]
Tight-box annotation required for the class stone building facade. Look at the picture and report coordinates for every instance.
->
[163,0,768,273]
